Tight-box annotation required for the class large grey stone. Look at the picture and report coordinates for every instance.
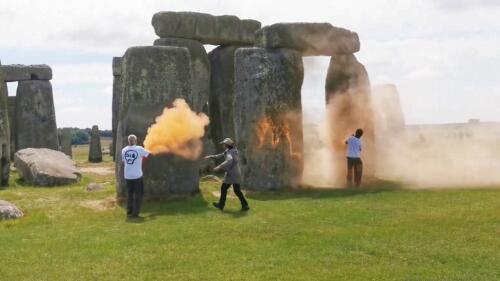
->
[60,127,73,157]
[234,47,304,190]
[1,64,52,82]
[116,46,200,200]
[0,200,23,220]
[152,11,261,45]
[255,23,360,56]
[325,54,375,181]
[14,148,81,186]
[208,46,240,151]
[112,57,123,162]
[0,67,10,186]
[15,80,59,151]
[8,96,15,160]
[88,125,102,163]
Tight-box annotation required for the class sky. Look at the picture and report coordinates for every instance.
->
[1,0,499,129]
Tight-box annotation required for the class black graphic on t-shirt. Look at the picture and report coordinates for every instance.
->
[124,150,139,164]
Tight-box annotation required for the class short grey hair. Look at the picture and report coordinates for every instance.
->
[128,134,137,145]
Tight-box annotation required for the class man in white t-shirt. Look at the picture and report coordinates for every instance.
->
[345,128,364,187]
[121,134,150,218]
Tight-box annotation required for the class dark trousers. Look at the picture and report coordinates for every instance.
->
[218,183,248,208]
[126,178,144,216]
[347,157,363,187]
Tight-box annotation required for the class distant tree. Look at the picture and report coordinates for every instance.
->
[72,130,90,145]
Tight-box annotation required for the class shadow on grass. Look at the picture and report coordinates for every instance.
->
[245,180,404,201]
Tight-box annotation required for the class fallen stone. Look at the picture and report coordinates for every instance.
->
[15,80,59,151]
[116,46,200,200]
[0,200,23,220]
[234,47,304,190]
[255,23,360,56]
[14,148,81,186]
[88,125,102,163]
[1,64,52,82]
[152,11,261,45]
[87,183,105,192]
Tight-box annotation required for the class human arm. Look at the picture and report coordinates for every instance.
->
[214,153,233,172]
[204,152,225,160]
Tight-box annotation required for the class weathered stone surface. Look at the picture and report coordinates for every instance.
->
[14,148,81,186]
[89,125,102,163]
[112,57,123,162]
[208,46,240,151]
[152,11,261,45]
[0,200,23,220]
[0,67,10,186]
[325,54,375,182]
[112,57,122,76]
[255,23,360,56]
[15,80,59,151]
[116,46,199,200]
[1,64,52,82]
[60,128,73,157]
[87,183,105,192]
[8,96,15,160]
[234,47,304,190]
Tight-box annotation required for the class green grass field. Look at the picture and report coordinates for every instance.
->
[1,143,499,280]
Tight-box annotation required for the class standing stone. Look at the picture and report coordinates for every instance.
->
[255,23,360,56]
[8,96,15,160]
[325,54,376,183]
[60,127,73,157]
[111,56,123,161]
[372,84,405,133]
[208,45,240,151]
[88,125,102,162]
[0,66,10,186]
[152,12,261,45]
[15,80,59,151]
[234,48,304,190]
[116,46,199,200]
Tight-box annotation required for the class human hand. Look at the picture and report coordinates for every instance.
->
[204,155,212,160]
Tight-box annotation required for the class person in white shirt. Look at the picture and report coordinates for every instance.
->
[121,134,150,218]
[345,128,364,187]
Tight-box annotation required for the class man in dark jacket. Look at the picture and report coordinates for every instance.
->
[205,138,249,211]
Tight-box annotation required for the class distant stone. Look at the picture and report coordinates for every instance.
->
[88,125,102,163]
[1,64,52,82]
[15,80,59,151]
[14,148,81,186]
[60,128,73,157]
[8,96,15,160]
[0,200,23,220]
[87,183,105,192]
[152,11,261,45]
[255,23,360,56]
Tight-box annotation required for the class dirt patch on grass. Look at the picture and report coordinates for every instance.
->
[80,197,117,211]
[80,167,114,176]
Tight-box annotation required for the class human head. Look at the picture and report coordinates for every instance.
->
[128,134,137,145]
[220,138,234,149]
[355,128,364,138]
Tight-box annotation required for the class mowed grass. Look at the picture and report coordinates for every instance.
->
[1,142,500,280]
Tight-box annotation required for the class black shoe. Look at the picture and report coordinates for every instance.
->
[241,205,250,212]
[212,202,224,211]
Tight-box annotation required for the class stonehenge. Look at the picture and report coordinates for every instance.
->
[1,64,52,82]
[88,125,102,162]
[112,11,376,196]
[115,46,199,200]
[8,96,15,160]
[234,48,304,190]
